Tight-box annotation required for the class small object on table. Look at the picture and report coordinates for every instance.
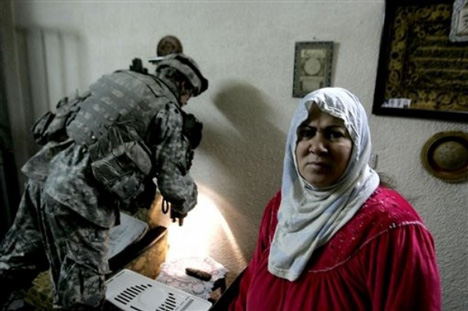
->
[185,267,212,281]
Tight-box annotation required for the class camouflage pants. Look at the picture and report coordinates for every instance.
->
[0,180,111,310]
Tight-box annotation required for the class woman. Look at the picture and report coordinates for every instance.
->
[229,87,441,311]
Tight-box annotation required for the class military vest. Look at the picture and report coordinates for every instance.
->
[65,70,179,204]
[66,70,177,147]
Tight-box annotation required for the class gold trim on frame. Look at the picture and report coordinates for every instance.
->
[373,0,468,122]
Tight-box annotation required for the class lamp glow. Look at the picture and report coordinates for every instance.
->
[165,185,245,265]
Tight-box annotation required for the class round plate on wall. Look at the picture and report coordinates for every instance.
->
[156,35,183,57]
[421,131,468,183]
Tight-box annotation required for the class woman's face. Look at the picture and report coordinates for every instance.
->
[295,105,353,188]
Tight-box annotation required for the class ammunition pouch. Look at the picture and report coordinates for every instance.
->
[32,94,84,145]
[89,123,153,205]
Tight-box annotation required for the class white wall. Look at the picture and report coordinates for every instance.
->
[3,1,467,310]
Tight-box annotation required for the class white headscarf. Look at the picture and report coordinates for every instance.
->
[268,87,380,281]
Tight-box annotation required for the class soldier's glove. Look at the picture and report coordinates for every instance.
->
[161,198,186,226]
[170,208,187,226]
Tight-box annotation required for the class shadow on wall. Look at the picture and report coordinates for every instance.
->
[202,80,286,258]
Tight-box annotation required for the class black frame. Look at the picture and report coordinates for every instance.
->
[373,0,468,122]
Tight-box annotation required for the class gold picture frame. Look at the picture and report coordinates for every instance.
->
[292,41,333,98]
[373,0,468,122]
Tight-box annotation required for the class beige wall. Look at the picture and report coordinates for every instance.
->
[2,1,467,310]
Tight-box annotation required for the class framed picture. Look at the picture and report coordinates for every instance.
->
[292,41,333,98]
[372,0,468,122]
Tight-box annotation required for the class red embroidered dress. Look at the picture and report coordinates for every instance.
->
[229,186,441,311]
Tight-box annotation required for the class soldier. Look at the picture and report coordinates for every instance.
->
[0,53,208,310]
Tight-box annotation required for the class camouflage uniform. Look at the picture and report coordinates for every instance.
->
[0,55,207,310]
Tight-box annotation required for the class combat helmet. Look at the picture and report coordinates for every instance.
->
[155,54,208,96]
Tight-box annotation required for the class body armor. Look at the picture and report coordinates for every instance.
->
[66,70,177,146]
[65,70,179,203]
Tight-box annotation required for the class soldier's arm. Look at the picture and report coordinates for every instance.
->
[149,103,198,215]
